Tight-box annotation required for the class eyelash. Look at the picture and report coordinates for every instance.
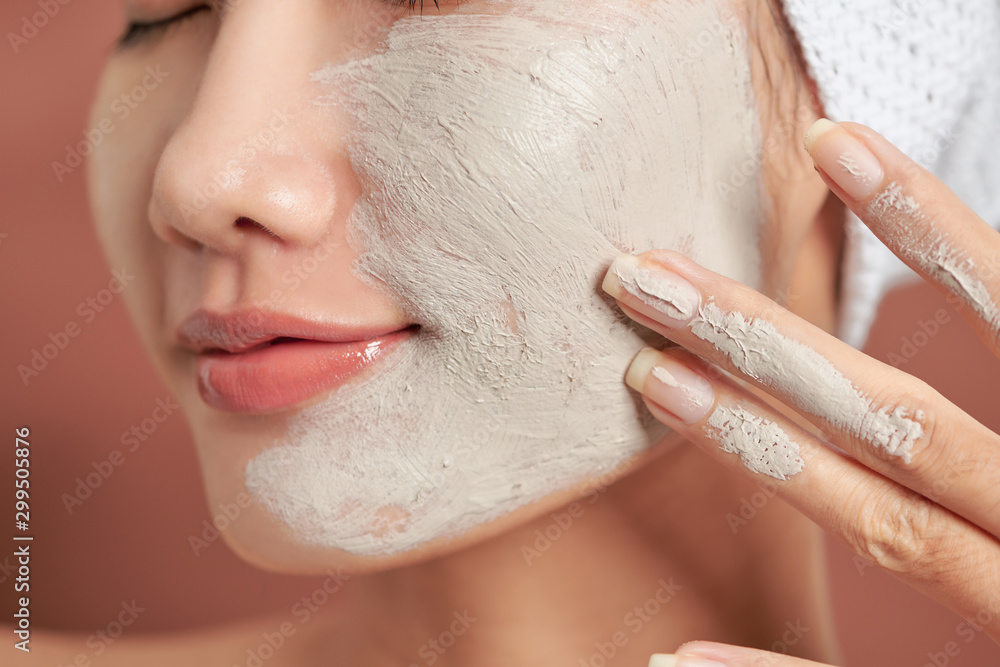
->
[390,0,440,9]
[116,4,213,49]
[115,0,443,50]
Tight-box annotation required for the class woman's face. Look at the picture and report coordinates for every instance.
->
[88,0,776,572]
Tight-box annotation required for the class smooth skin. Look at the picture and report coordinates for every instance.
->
[608,120,1000,666]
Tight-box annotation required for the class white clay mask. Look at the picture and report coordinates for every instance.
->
[691,301,924,462]
[870,182,1000,338]
[706,405,804,481]
[245,0,765,556]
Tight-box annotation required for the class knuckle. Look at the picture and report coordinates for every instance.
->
[861,376,940,468]
[899,404,945,471]
[862,415,922,468]
[846,488,936,575]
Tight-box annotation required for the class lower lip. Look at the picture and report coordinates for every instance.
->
[196,329,414,413]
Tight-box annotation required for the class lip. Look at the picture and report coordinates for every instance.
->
[177,309,415,413]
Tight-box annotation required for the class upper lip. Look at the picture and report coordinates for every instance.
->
[176,308,411,354]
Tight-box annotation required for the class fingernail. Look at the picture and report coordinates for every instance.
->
[625,349,714,423]
[648,656,728,667]
[804,118,884,200]
[648,655,678,667]
[602,254,700,327]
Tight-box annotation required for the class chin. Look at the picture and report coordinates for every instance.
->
[196,444,663,576]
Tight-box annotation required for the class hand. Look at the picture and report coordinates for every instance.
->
[601,119,1000,665]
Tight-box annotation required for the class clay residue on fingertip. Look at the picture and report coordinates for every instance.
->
[612,254,698,321]
[923,237,1000,336]
[706,404,804,480]
[837,153,868,179]
[862,182,1000,339]
[868,181,922,220]
[690,301,924,462]
[651,365,680,387]
[652,365,706,409]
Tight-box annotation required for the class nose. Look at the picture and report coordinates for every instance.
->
[148,2,359,254]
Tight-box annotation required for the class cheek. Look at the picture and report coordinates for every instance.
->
[87,43,210,354]
[87,68,152,267]
[329,1,762,316]
[86,68,168,368]
[243,0,764,560]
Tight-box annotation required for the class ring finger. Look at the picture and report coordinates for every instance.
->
[626,346,1000,642]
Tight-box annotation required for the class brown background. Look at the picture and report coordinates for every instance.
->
[2,1,999,664]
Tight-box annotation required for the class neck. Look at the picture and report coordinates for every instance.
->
[300,442,838,666]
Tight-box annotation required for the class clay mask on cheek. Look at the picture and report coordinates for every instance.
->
[245,0,764,556]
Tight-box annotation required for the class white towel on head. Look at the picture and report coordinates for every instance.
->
[781,0,1000,348]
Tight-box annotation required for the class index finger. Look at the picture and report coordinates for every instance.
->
[804,119,1000,352]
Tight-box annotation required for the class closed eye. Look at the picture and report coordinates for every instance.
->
[116,4,212,49]
[389,0,441,10]
[115,0,449,51]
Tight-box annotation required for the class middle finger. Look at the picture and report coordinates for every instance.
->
[602,249,1000,538]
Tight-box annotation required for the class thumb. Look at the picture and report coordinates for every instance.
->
[650,641,837,667]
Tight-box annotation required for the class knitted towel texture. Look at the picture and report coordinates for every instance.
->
[782,0,1000,348]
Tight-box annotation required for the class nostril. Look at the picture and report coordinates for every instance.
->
[234,215,282,240]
